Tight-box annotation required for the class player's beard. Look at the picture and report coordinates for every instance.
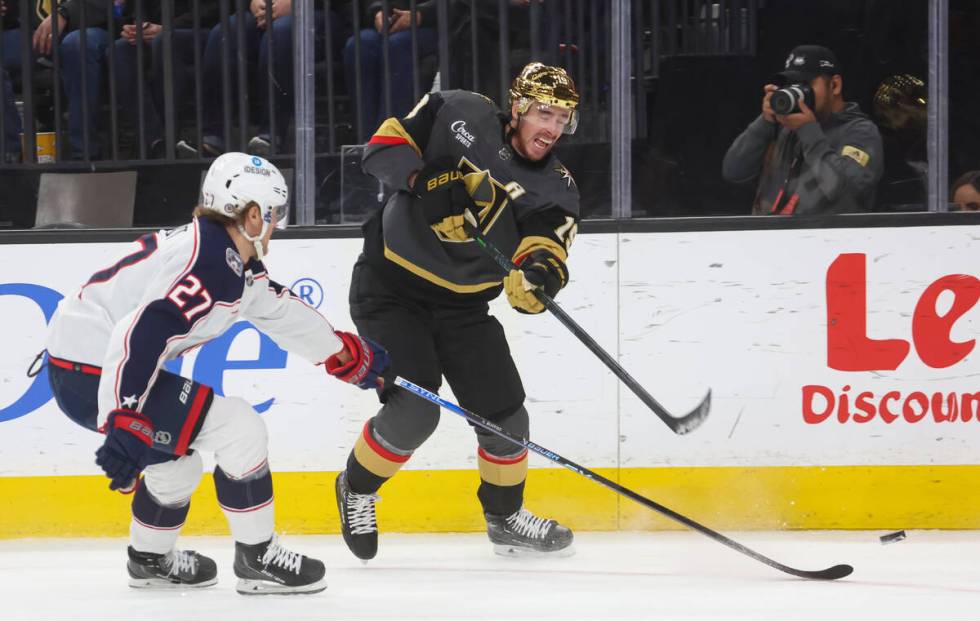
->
[511,121,556,161]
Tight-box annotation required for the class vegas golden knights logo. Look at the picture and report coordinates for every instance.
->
[454,156,525,236]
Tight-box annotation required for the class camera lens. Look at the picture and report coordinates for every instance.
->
[770,87,798,115]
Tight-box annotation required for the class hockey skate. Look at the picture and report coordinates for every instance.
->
[127,546,218,589]
[485,507,575,557]
[233,535,326,595]
[335,470,380,560]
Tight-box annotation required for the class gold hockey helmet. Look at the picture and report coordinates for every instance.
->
[509,62,580,134]
[872,74,926,132]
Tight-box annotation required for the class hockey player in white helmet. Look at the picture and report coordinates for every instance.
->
[44,152,389,594]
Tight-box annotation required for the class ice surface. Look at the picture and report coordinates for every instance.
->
[1,531,977,621]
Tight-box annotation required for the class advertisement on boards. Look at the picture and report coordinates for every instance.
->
[1,226,976,477]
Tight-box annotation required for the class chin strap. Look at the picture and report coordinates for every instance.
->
[236,222,267,261]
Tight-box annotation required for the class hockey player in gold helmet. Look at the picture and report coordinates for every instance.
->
[335,62,582,561]
[508,62,581,160]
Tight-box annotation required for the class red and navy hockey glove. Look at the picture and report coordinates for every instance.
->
[95,409,154,492]
[325,331,390,390]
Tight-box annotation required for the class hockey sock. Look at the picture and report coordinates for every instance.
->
[130,480,191,554]
[214,464,274,545]
[346,419,411,494]
[477,448,528,516]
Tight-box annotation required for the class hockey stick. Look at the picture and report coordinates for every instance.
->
[395,376,854,581]
[468,226,710,435]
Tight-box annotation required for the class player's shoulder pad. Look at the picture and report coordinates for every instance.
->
[189,218,246,303]
[441,89,500,114]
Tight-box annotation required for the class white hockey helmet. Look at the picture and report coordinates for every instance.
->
[200,152,288,260]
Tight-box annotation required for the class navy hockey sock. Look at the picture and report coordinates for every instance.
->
[132,480,190,532]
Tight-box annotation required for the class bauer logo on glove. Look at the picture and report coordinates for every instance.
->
[413,158,482,242]
[95,409,156,492]
[425,169,463,191]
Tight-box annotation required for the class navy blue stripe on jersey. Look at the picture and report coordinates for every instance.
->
[267,278,285,295]
[247,259,295,299]
[81,233,159,292]
[114,218,246,409]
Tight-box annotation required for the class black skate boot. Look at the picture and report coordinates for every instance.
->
[485,507,575,557]
[233,535,326,595]
[127,546,218,589]
[335,470,380,561]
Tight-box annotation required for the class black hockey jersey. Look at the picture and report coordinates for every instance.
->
[361,89,580,305]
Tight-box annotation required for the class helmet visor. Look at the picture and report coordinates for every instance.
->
[521,100,579,135]
[273,203,289,230]
[265,203,289,231]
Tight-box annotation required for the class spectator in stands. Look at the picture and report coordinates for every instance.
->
[722,45,884,215]
[30,0,128,160]
[180,1,353,158]
[344,1,439,142]
[111,2,220,158]
[178,7,261,157]
[1,0,22,162]
[246,0,352,155]
[951,170,980,211]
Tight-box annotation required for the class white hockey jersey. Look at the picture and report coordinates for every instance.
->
[46,217,343,427]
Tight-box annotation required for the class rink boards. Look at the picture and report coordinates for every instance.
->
[0,220,977,537]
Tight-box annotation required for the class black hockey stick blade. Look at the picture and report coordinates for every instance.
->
[395,376,854,581]
[469,227,711,435]
[787,564,854,581]
[666,389,711,435]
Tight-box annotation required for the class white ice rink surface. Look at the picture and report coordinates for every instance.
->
[2,531,977,621]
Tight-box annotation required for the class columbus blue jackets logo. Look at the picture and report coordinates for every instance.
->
[226,247,244,277]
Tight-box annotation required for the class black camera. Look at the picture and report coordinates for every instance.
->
[770,83,814,115]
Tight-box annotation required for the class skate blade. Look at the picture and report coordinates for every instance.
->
[492,543,576,558]
[128,576,218,589]
[235,577,327,595]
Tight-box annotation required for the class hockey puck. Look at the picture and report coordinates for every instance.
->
[879,530,906,545]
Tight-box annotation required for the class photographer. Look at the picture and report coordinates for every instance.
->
[722,45,883,215]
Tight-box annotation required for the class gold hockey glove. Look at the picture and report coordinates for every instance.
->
[504,250,568,314]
